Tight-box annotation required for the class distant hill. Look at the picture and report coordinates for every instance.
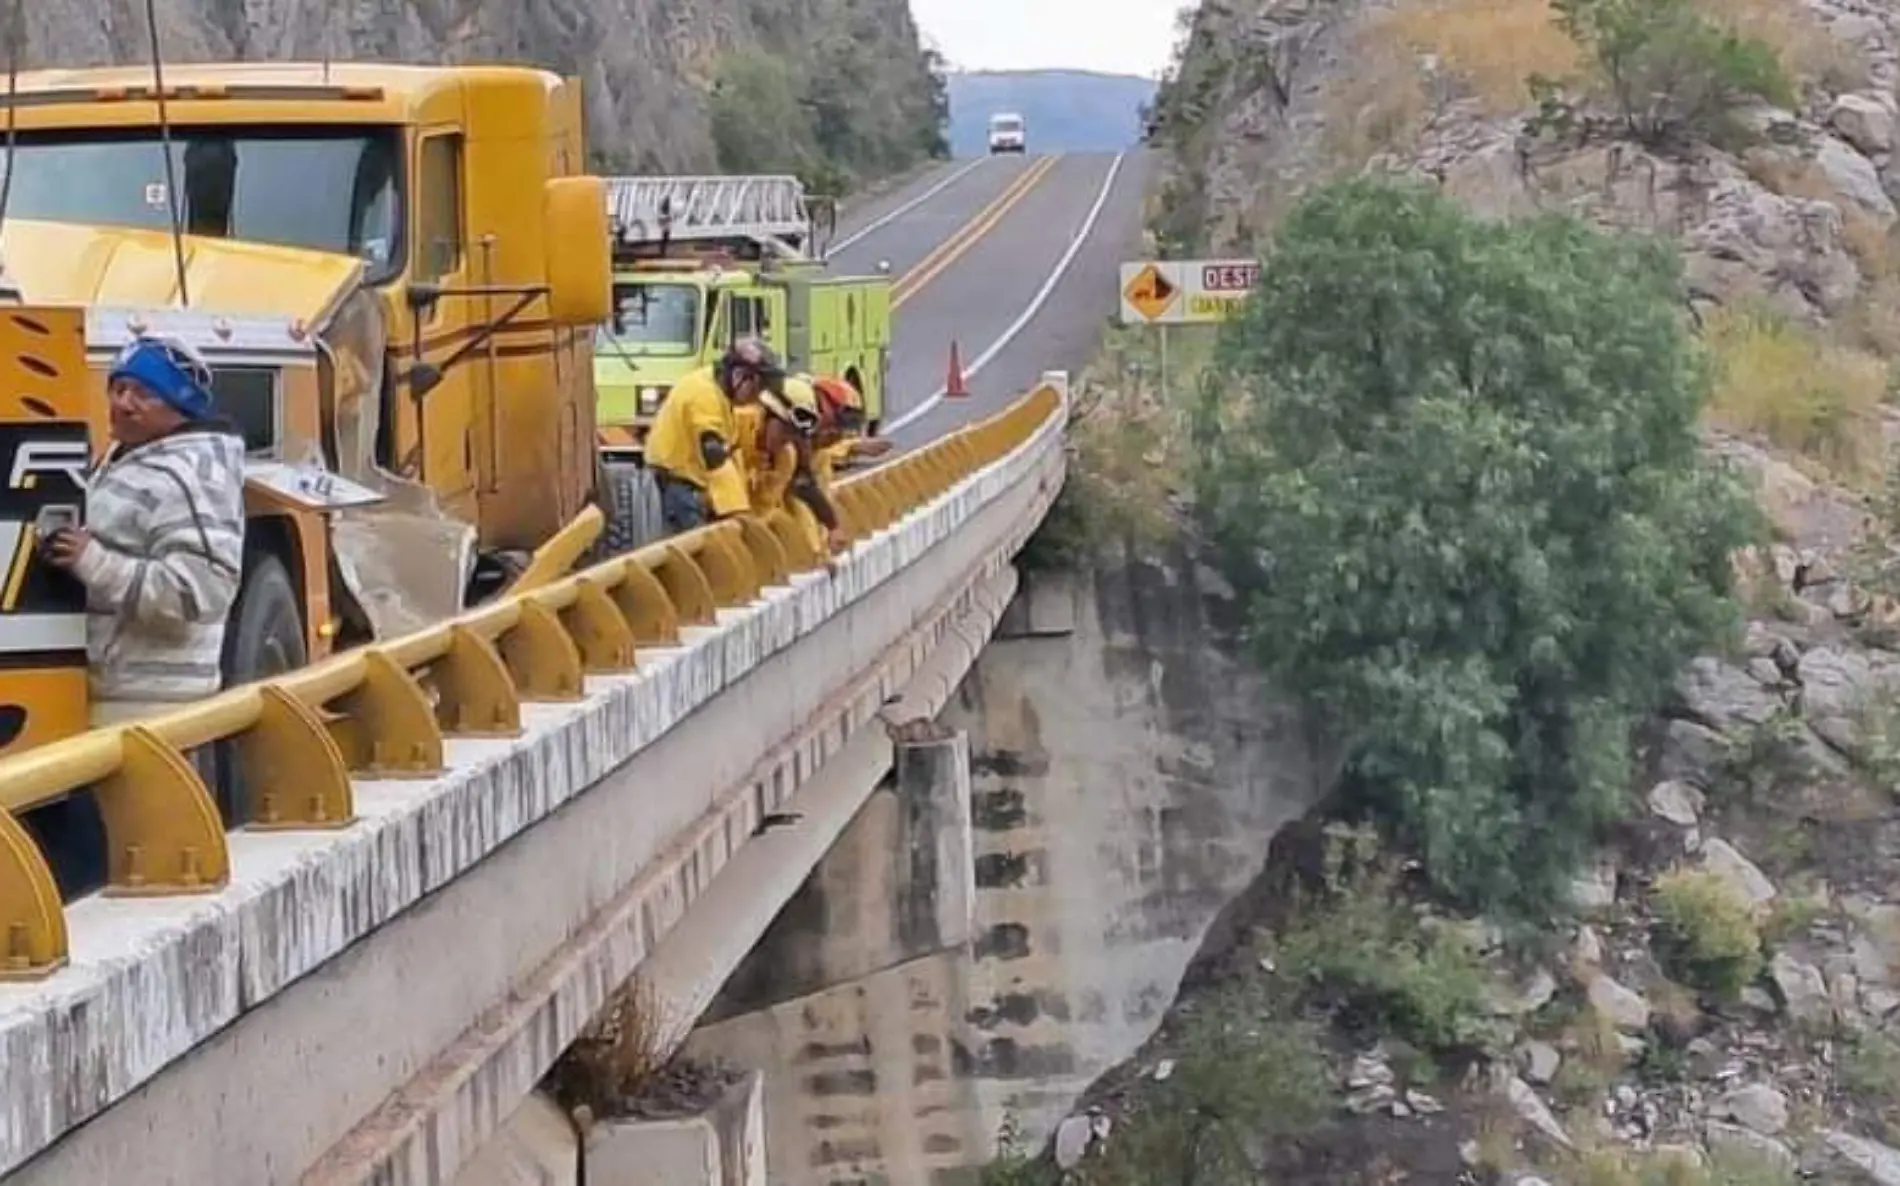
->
[946,70,1156,156]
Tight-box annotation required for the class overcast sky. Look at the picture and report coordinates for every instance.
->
[911,0,1190,79]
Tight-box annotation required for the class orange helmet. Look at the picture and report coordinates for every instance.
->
[812,375,864,430]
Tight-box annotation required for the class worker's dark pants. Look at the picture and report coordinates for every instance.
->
[655,472,709,535]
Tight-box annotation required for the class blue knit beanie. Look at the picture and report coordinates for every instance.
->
[109,337,213,420]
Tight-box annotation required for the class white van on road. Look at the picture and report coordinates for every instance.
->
[987,112,1026,154]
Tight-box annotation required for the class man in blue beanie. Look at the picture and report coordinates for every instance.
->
[43,334,247,732]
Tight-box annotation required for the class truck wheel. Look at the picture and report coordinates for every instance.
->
[600,461,659,554]
[216,553,306,825]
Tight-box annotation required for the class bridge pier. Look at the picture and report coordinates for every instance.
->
[683,728,985,1185]
[450,1072,767,1186]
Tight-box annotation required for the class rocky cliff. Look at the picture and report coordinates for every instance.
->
[1112,3,1900,1182]
[1149,0,1900,331]
[19,0,947,184]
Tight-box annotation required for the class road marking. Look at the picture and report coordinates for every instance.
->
[831,157,991,254]
[885,152,1128,436]
[892,154,1059,309]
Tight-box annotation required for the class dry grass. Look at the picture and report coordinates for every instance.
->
[1703,303,1888,488]
[1701,0,1869,90]
[546,976,674,1115]
[1381,0,1581,109]
[1061,325,1205,549]
[1322,27,1432,170]
[1324,0,1578,168]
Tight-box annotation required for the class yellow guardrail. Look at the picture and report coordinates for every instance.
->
[0,384,1063,982]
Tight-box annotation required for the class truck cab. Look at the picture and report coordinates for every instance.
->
[0,62,613,761]
[592,176,892,548]
[987,112,1027,154]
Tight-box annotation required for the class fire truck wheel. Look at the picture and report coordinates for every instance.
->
[215,553,306,825]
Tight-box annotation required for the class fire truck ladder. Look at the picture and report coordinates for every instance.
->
[605,175,819,261]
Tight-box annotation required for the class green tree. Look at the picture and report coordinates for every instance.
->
[708,51,817,176]
[1553,0,1791,145]
[1192,179,1758,914]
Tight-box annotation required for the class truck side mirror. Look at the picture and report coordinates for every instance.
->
[543,176,612,327]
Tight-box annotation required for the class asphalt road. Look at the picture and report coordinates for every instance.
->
[824,151,1151,446]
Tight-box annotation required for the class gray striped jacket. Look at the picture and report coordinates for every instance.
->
[69,423,247,702]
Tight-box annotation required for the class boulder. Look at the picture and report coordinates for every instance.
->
[1700,838,1778,909]
[1587,973,1651,1032]
[1719,1083,1790,1135]
[1833,92,1897,158]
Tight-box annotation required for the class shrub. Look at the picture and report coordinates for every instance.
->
[978,981,1330,1186]
[1273,857,1496,1055]
[1702,303,1887,488]
[1553,0,1793,146]
[1193,178,1758,914]
[1701,0,1868,91]
[1651,867,1763,998]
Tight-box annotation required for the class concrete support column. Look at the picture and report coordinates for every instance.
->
[584,1072,766,1186]
[893,730,977,959]
[684,729,988,1185]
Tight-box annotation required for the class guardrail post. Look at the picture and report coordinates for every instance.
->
[0,809,67,981]
[434,626,524,736]
[244,686,357,830]
[736,517,791,586]
[653,547,717,626]
[762,509,820,572]
[608,560,681,645]
[500,600,587,701]
[328,650,446,776]
[97,726,231,895]
[692,530,758,606]
[561,581,638,674]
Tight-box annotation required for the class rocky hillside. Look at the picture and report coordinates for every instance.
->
[19,0,947,185]
[1150,0,1898,323]
[1026,1,1900,1183]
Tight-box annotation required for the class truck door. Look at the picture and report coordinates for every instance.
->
[405,129,480,521]
[724,288,789,364]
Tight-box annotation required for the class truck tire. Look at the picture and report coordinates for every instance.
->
[216,553,306,825]
[600,461,659,555]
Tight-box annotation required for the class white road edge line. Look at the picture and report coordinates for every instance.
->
[885,151,1128,435]
[832,157,990,254]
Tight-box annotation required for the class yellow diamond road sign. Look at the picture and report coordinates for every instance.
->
[1123,263,1179,322]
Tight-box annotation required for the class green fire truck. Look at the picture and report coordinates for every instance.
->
[592,175,893,521]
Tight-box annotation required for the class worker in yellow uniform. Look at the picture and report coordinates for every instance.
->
[753,375,848,554]
[644,338,784,533]
[811,375,893,482]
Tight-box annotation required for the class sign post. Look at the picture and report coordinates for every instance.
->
[1117,259,1260,399]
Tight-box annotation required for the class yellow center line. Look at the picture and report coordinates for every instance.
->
[891,154,1060,310]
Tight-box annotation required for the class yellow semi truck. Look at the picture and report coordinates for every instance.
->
[591,175,892,549]
[0,62,612,762]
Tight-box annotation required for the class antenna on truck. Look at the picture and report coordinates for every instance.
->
[0,0,22,242]
[144,0,191,307]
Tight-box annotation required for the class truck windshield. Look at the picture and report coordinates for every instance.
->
[991,116,1022,132]
[599,282,700,356]
[0,126,403,279]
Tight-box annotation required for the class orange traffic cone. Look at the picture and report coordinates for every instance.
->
[945,340,968,398]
